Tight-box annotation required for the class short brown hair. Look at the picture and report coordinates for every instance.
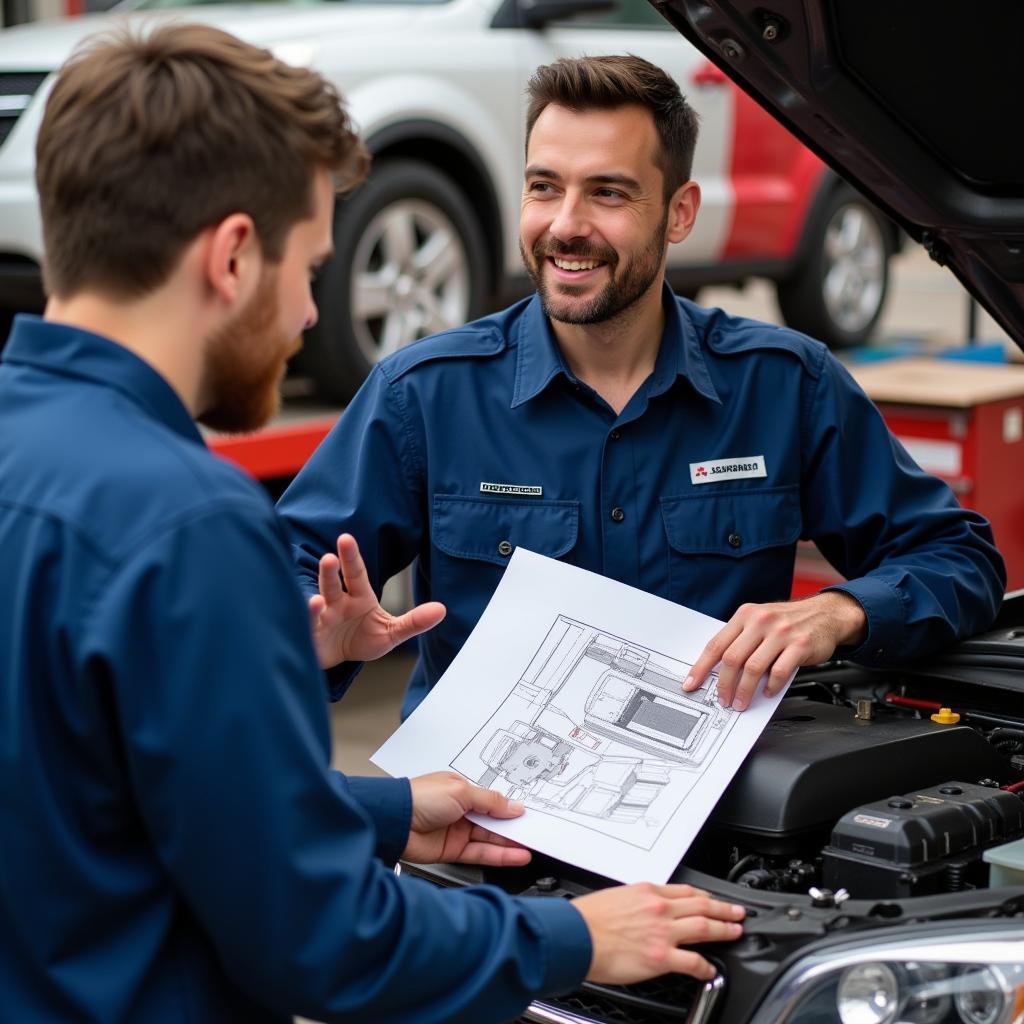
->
[36,23,368,299]
[525,55,699,198]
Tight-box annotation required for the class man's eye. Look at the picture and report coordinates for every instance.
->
[595,188,625,200]
[527,182,555,194]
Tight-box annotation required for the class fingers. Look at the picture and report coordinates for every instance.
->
[664,948,717,981]
[335,533,371,599]
[317,552,346,605]
[727,635,781,712]
[463,783,525,820]
[456,842,533,868]
[683,621,740,694]
[387,601,446,646]
[667,896,746,925]
[762,642,805,698]
[711,618,765,708]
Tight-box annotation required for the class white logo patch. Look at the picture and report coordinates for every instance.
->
[689,455,767,485]
[480,482,543,497]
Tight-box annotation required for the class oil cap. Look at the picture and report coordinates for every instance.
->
[930,707,960,725]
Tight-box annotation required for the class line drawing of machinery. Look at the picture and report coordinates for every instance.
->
[454,615,735,830]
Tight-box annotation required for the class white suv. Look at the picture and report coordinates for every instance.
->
[0,0,899,399]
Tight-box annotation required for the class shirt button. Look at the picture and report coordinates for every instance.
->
[610,429,621,441]
[611,507,625,523]
[498,540,513,556]
[728,533,742,548]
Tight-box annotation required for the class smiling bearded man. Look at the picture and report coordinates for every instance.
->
[278,53,1004,731]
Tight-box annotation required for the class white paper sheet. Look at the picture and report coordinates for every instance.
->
[372,548,792,884]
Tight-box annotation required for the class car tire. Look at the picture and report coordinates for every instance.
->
[302,159,490,402]
[776,184,893,348]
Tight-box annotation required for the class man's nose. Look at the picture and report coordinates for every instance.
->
[549,194,591,242]
[305,298,319,331]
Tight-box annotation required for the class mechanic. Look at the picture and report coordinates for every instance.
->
[0,29,746,1024]
[278,54,1006,716]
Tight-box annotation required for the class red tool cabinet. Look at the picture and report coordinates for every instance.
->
[791,358,1024,596]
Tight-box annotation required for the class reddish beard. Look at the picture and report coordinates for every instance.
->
[198,267,298,433]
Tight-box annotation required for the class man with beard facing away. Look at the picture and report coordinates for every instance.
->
[278,55,1004,719]
[0,28,747,1024]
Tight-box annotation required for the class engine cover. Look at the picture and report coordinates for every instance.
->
[708,698,1009,843]
[822,781,1024,897]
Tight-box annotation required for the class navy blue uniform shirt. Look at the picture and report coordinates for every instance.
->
[278,289,1006,717]
[0,317,590,1023]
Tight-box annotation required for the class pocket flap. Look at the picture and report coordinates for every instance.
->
[432,494,579,566]
[661,486,801,557]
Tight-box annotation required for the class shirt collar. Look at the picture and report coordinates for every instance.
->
[2,315,205,446]
[510,284,720,408]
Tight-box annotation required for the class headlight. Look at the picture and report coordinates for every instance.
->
[752,929,1024,1024]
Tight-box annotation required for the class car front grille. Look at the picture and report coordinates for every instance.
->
[0,72,48,150]
[525,975,702,1024]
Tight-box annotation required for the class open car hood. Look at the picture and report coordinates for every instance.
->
[654,0,1024,355]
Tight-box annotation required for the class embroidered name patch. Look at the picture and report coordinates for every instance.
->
[689,456,767,485]
[480,482,543,497]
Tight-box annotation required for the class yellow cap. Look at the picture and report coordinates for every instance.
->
[931,707,961,725]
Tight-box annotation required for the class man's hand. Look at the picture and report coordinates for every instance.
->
[574,884,745,984]
[308,533,445,668]
[683,592,867,711]
[403,772,532,868]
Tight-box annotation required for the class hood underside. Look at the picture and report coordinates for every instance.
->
[653,0,1024,353]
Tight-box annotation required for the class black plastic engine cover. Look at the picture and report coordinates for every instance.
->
[822,781,1024,898]
[708,699,1009,839]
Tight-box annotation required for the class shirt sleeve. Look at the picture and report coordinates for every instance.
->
[277,365,425,700]
[82,502,591,1023]
[800,350,1006,663]
[339,774,412,865]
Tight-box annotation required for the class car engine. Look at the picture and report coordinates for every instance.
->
[404,619,1024,1024]
[688,692,1024,899]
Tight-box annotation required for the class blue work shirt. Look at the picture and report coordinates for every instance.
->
[0,316,590,1024]
[278,288,1006,718]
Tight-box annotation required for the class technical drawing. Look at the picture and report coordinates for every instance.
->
[452,615,737,850]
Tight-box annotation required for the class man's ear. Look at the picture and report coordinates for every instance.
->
[204,213,260,307]
[666,180,701,245]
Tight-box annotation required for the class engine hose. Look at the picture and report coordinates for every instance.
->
[727,854,761,883]
[988,728,1024,753]
[945,861,966,892]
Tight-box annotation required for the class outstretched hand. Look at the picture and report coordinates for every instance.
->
[403,772,532,867]
[683,591,866,711]
[308,533,446,668]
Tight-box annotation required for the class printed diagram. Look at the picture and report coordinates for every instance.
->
[451,616,737,850]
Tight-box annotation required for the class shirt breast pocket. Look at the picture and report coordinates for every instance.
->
[431,493,579,604]
[660,486,803,615]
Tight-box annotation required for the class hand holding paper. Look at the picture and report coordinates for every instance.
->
[404,771,532,867]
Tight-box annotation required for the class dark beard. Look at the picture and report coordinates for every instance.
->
[520,211,668,325]
[198,268,291,434]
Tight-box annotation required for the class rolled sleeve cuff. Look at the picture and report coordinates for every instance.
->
[825,575,907,665]
[521,897,592,996]
[344,775,412,865]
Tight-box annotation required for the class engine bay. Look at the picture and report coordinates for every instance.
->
[685,617,1024,901]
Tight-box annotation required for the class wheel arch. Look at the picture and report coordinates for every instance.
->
[363,120,504,301]
[791,171,904,273]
